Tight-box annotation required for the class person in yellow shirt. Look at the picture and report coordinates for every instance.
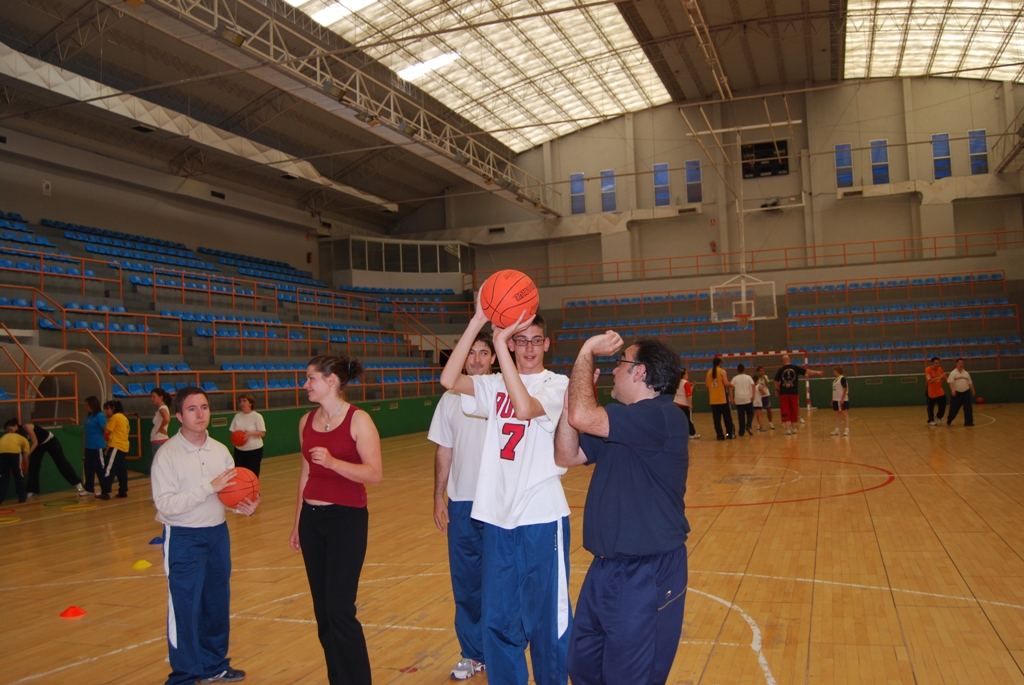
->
[705,356,735,440]
[0,419,31,504]
[100,400,131,500]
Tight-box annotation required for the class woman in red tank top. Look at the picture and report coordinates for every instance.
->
[289,355,382,685]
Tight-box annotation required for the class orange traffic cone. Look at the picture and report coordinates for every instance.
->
[60,606,86,619]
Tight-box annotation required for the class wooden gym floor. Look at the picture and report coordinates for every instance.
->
[2,403,1024,685]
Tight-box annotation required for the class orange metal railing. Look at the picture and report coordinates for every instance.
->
[0,244,123,297]
[150,267,384,323]
[467,229,1024,290]
[0,321,79,425]
[0,284,184,356]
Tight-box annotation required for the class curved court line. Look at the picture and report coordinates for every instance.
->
[688,457,895,508]
[691,570,1024,612]
[688,588,777,685]
[5,636,164,685]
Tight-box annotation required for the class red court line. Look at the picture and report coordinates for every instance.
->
[687,456,896,509]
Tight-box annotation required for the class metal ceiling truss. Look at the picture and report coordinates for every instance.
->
[169,145,211,177]
[830,0,845,81]
[27,0,126,65]
[146,0,560,215]
[681,0,733,100]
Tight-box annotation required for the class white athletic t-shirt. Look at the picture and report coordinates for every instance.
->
[229,411,266,450]
[462,370,570,529]
[832,376,848,402]
[732,374,755,404]
[427,388,489,502]
[752,383,764,408]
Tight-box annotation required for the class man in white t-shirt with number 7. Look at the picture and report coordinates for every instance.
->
[440,297,572,685]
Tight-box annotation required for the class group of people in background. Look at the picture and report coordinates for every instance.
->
[695,356,813,440]
[924,356,977,426]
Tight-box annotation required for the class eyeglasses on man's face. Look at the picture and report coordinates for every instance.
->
[615,356,642,367]
[513,337,545,347]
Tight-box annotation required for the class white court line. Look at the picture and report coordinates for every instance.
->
[692,570,1024,612]
[4,636,164,685]
[680,639,744,647]
[688,589,777,685]
[231,614,448,632]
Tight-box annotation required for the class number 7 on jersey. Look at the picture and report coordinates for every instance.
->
[500,423,525,461]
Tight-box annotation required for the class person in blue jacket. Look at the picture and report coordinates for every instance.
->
[82,396,107,496]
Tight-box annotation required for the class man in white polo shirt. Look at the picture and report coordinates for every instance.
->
[152,387,260,685]
[946,358,976,427]
[429,332,495,680]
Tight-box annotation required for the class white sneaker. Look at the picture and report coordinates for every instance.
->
[784,428,792,435]
[26,492,37,498]
[450,658,485,680]
[831,429,840,436]
[927,421,936,426]
[758,427,767,432]
[691,434,701,440]
[843,429,849,436]
[769,422,775,429]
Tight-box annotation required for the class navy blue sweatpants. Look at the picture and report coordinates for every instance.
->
[448,499,485,663]
[567,544,688,685]
[163,522,232,685]
[481,517,572,685]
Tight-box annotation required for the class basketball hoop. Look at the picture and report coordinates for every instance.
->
[734,313,752,330]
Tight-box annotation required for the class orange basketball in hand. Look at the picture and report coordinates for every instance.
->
[480,270,539,328]
[231,430,247,447]
[217,467,259,508]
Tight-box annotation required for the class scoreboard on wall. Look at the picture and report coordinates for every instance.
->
[741,140,789,179]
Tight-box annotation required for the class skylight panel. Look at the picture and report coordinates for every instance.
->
[310,0,377,26]
[846,1,1024,83]
[398,53,460,81]
[288,0,669,153]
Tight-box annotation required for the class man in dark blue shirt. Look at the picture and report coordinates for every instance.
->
[555,331,689,685]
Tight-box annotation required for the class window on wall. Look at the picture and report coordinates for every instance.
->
[600,170,616,212]
[685,160,702,203]
[932,133,951,179]
[835,143,853,188]
[570,173,585,214]
[367,241,384,271]
[969,129,989,175]
[870,140,889,185]
[401,244,419,272]
[653,163,670,206]
[351,239,367,270]
[384,242,401,272]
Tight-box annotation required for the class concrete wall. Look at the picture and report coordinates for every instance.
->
[409,77,1024,277]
